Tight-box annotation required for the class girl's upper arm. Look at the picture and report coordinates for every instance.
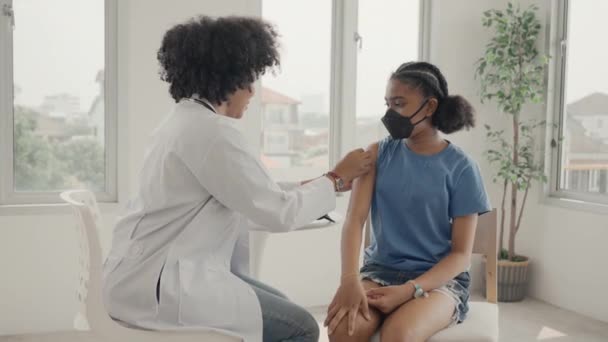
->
[345,142,379,227]
[451,214,478,255]
[449,159,491,255]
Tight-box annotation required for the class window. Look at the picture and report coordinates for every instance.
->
[0,0,117,205]
[551,0,608,205]
[260,0,424,181]
[260,0,332,181]
[355,0,420,148]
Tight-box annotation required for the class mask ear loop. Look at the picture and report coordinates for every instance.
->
[410,98,430,125]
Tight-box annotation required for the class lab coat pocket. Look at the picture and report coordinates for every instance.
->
[177,259,237,328]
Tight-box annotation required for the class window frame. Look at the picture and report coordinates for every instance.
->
[545,0,608,210]
[0,0,119,206]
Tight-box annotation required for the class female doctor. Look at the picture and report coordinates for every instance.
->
[102,15,372,342]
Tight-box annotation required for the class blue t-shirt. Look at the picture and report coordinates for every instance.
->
[364,137,492,273]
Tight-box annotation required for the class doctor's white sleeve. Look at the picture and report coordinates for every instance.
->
[277,181,301,191]
[191,125,336,233]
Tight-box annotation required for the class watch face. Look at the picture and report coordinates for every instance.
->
[336,178,344,189]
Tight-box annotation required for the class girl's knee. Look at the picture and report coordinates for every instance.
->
[328,317,379,342]
[380,324,421,342]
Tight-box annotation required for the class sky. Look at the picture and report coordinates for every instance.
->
[564,0,608,103]
[13,0,104,112]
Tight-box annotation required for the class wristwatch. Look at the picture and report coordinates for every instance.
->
[407,280,428,299]
[326,171,345,192]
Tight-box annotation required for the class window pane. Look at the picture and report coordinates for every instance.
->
[560,0,608,196]
[261,0,331,181]
[13,0,106,192]
[355,0,419,148]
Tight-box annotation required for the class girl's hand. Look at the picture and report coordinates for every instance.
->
[366,284,414,314]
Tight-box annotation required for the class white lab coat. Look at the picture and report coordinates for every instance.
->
[102,100,336,341]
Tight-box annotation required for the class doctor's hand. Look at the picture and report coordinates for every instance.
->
[333,148,373,185]
[324,276,371,336]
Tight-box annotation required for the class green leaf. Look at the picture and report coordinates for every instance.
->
[499,248,509,260]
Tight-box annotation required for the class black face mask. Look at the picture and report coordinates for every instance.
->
[381,99,429,140]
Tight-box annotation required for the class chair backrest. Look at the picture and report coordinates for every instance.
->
[61,190,116,331]
[472,209,497,303]
[364,209,498,303]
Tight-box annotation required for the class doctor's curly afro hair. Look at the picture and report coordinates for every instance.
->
[157,16,280,103]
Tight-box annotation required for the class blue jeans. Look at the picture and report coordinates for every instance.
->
[237,273,319,342]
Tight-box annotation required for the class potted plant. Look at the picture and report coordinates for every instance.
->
[475,3,550,302]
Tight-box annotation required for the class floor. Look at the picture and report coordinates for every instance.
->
[3,299,607,341]
[311,297,608,342]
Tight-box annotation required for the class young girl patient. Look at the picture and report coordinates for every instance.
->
[325,61,491,342]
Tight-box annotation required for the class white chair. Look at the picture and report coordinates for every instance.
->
[63,189,243,341]
[368,209,499,342]
[2,190,241,342]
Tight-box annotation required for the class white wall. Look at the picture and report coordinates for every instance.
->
[430,0,608,323]
[0,0,260,335]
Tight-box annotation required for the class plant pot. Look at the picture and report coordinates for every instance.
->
[482,257,530,302]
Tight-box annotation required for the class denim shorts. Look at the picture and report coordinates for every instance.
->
[360,263,471,325]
